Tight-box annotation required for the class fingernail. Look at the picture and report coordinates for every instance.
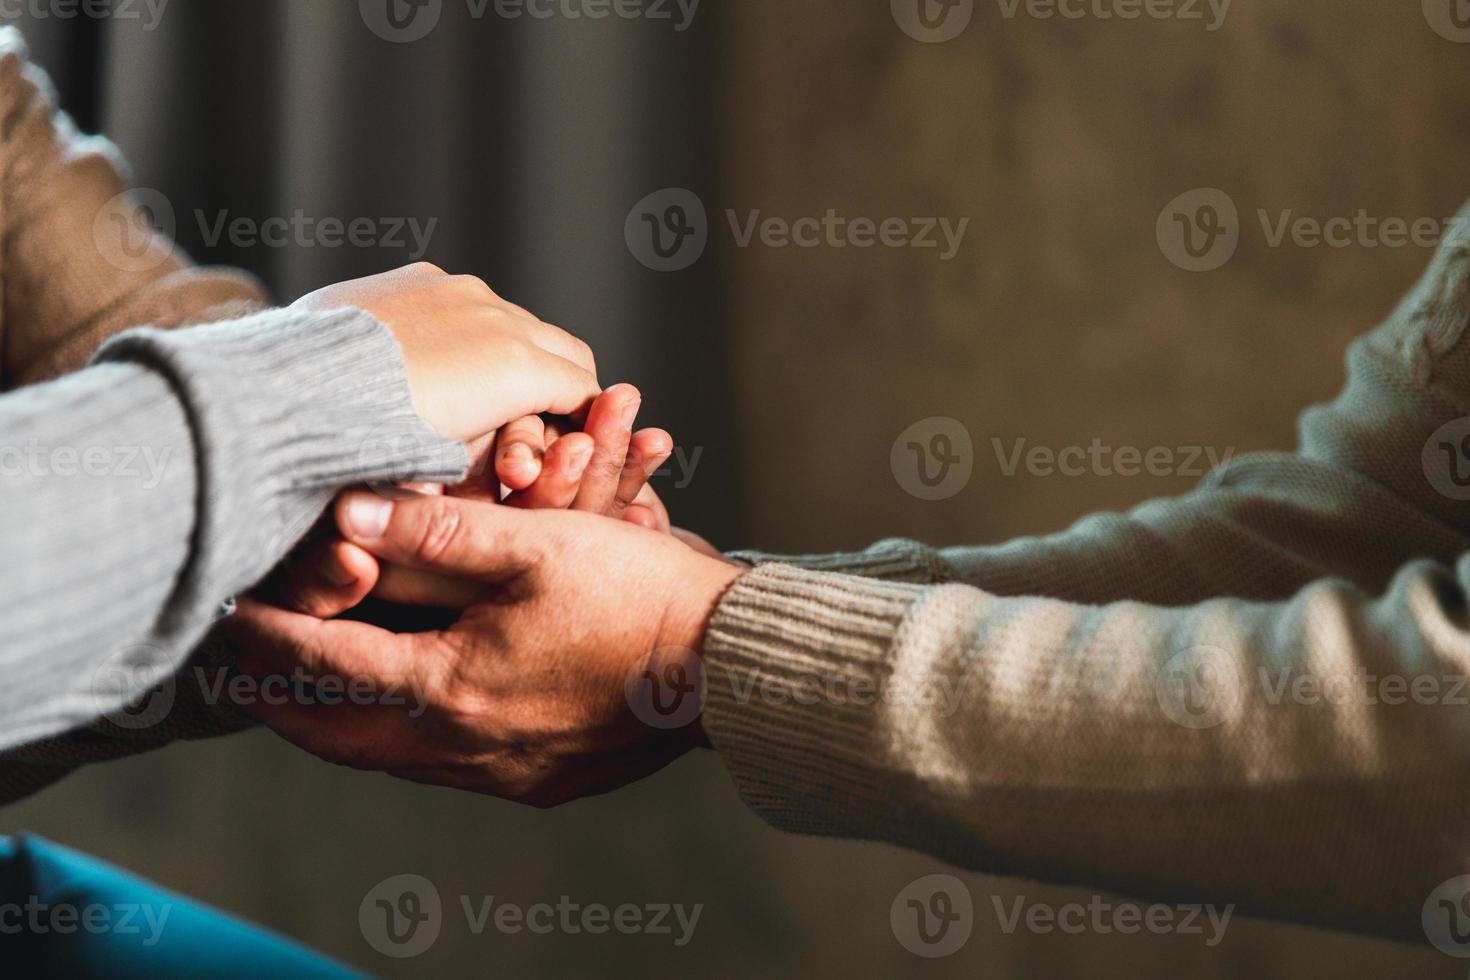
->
[322,557,358,587]
[620,399,641,431]
[644,451,671,478]
[568,445,593,481]
[342,494,393,540]
[504,443,533,465]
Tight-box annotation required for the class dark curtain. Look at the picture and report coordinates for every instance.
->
[10,0,739,538]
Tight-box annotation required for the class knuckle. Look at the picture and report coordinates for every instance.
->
[298,592,342,620]
[571,337,596,370]
[453,274,497,301]
[409,260,445,278]
[509,415,545,440]
[412,502,465,565]
[590,453,624,482]
[499,336,539,369]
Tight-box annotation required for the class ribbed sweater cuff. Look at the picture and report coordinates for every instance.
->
[701,563,929,836]
[92,307,468,630]
[727,538,951,585]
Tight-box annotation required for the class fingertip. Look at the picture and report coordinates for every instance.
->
[496,447,543,491]
[337,491,394,543]
[631,428,674,465]
[624,505,661,530]
[586,384,641,433]
[604,382,641,403]
[332,540,380,589]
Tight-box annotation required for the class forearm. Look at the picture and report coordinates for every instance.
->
[0,307,467,757]
[734,448,1467,609]
[701,559,1470,941]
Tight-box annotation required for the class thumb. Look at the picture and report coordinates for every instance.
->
[335,490,537,580]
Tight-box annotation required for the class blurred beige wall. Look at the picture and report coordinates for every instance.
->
[6,2,1470,978]
[723,0,1470,555]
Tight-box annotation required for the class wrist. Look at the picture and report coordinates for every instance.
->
[660,551,748,659]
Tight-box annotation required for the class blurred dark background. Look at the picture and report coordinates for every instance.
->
[5,0,1470,977]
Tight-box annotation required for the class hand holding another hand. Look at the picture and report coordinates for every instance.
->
[293,263,601,444]
[269,382,680,618]
[221,494,746,807]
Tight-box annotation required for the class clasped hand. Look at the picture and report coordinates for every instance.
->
[216,265,744,807]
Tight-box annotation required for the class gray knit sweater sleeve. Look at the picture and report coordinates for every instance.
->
[703,207,1470,942]
[0,307,467,751]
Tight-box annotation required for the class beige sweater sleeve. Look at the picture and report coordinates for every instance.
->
[0,27,265,390]
[704,207,1470,943]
